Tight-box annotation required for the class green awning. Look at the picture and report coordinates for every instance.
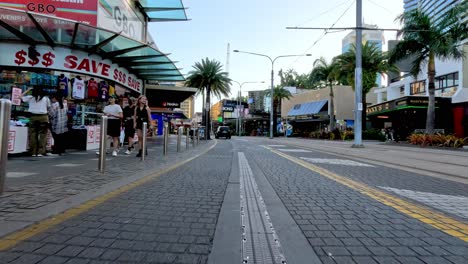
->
[139,0,188,22]
[0,6,185,82]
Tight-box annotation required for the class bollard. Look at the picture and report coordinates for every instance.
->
[163,122,168,156]
[192,129,195,148]
[98,115,108,173]
[141,122,147,161]
[0,99,12,194]
[186,127,189,150]
[196,128,200,145]
[177,127,182,152]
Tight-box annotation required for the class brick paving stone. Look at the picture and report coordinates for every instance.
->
[38,255,70,264]
[56,245,85,257]
[34,244,66,255]
[9,253,46,264]
[352,256,379,264]
[64,258,90,264]
[77,247,105,259]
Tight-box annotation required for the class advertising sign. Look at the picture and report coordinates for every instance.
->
[1,43,142,93]
[0,0,98,25]
[8,131,15,152]
[11,87,22,105]
[97,0,144,41]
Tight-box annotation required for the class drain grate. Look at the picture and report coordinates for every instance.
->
[239,152,286,264]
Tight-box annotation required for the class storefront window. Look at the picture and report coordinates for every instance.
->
[410,80,426,95]
[435,72,458,96]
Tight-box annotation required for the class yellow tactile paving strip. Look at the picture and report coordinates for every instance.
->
[0,141,217,251]
[267,147,468,242]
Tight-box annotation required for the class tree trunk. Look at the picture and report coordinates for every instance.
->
[329,82,335,131]
[201,90,205,129]
[426,53,436,134]
[362,91,367,131]
[273,98,278,136]
[206,86,211,139]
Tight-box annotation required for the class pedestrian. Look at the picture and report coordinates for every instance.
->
[103,96,123,156]
[134,95,152,157]
[123,97,136,154]
[21,87,51,157]
[49,93,68,155]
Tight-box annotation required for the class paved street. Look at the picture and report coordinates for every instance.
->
[0,137,467,263]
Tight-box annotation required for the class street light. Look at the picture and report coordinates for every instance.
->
[232,80,265,136]
[233,50,311,139]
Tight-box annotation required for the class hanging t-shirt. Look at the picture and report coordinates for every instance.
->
[99,82,109,101]
[72,78,85,99]
[58,76,69,97]
[109,84,115,97]
[87,79,99,98]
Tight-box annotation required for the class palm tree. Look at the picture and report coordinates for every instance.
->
[336,42,396,130]
[265,86,292,136]
[389,2,467,134]
[185,58,231,139]
[310,57,339,131]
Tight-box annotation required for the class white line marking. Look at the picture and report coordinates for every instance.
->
[300,157,375,167]
[379,186,468,219]
[7,172,38,178]
[53,163,84,167]
[278,148,311,153]
[267,145,287,147]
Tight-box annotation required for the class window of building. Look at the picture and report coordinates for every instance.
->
[399,86,405,96]
[435,72,458,96]
[410,80,426,95]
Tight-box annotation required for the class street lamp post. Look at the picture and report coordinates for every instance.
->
[233,50,311,139]
[232,80,264,136]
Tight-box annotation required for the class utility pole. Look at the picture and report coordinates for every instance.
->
[353,0,364,148]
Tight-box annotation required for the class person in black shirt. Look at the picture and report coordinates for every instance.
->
[123,97,136,154]
[133,95,153,157]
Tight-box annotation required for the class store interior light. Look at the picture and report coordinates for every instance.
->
[377,116,389,119]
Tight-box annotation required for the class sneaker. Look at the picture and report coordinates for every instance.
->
[112,150,117,157]
[124,149,132,155]
[36,154,43,157]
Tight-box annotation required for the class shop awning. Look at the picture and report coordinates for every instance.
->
[287,100,328,116]
[0,6,185,82]
[138,0,188,22]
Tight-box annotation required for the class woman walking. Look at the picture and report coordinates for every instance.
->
[21,87,51,157]
[123,97,136,154]
[49,94,68,155]
[133,95,152,157]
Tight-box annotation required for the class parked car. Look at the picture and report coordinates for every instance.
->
[215,126,231,139]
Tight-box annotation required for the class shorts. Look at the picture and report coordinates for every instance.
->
[107,118,121,137]
[125,127,135,138]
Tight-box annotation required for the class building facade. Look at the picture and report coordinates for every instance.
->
[370,0,468,137]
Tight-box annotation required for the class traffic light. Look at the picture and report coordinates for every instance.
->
[28,46,39,61]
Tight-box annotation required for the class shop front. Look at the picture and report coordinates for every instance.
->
[284,99,329,136]
[0,3,186,154]
[367,96,452,139]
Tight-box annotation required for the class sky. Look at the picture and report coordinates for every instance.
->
[148,0,404,112]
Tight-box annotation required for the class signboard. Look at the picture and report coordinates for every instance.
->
[162,102,180,108]
[97,0,144,41]
[217,117,223,122]
[8,131,15,152]
[0,0,98,25]
[0,43,142,93]
[11,87,22,105]
[222,106,234,112]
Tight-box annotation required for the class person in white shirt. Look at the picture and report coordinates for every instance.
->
[103,96,123,156]
[21,87,51,157]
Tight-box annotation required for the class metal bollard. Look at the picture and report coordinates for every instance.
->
[186,127,189,150]
[177,127,182,152]
[196,128,200,145]
[141,122,147,161]
[163,122,168,156]
[0,99,12,194]
[192,129,195,148]
[98,115,108,173]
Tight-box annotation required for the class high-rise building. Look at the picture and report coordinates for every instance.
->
[342,23,384,86]
[404,0,462,24]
